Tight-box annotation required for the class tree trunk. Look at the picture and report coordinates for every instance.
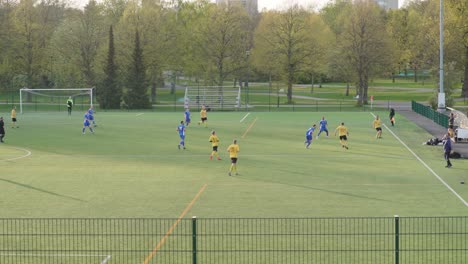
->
[287,81,293,104]
[462,45,468,97]
[363,73,369,105]
[345,82,350,96]
[357,76,364,105]
[310,74,314,94]
[413,66,418,83]
[151,81,156,103]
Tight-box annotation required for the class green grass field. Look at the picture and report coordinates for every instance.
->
[0,111,467,219]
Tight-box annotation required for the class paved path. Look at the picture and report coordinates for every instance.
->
[399,110,468,159]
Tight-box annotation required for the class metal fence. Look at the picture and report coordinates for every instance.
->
[1,88,394,113]
[0,216,467,264]
[412,101,449,128]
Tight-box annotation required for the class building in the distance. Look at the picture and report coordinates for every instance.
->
[375,0,398,10]
[216,0,258,16]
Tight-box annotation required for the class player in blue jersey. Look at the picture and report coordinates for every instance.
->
[82,112,94,134]
[317,116,328,138]
[87,106,97,127]
[177,121,186,150]
[184,108,191,126]
[304,124,317,149]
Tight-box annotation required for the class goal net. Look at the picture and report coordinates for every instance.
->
[19,88,94,113]
[184,86,241,110]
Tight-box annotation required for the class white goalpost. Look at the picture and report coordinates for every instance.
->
[19,88,94,113]
[184,86,241,110]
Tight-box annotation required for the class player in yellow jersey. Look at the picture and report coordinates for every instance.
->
[227,139,240,176]
[209,130,221,160]
[334,122,349,149]
[373,115,382,139]
[11,106,18,128]
[198,105,208,127]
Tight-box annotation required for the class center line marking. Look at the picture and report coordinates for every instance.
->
[143,184,208,264]
[370,112,468,207]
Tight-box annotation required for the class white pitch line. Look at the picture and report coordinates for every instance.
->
[101,255,112,264]
[240,112,250,123]
[1,146,32,162]
[0,253,109,257]
[136,113,145,116]
[370,112,468,207]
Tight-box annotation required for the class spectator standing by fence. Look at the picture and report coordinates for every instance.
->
[448,112,455,129]
[389,108,395,127]
[443,133,453,168]
[0,117,5,143]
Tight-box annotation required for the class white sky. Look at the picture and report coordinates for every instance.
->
[72,0,404,11]
[72,0,331,10]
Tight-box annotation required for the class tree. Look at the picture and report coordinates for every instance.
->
[321,0,354,96]
[76,0,105,87]
[446,0,468,97]
[195,3,250,86]
[338,0,393,105]
[254,6,323,103]
[98,25,121,109]
[387,8,411,82]
[13,0,40,88]
[124,30,150,109]
[0,0,17,90]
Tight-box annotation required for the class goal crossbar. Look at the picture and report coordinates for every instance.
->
[184,86,241,110]
[19,88,94,113]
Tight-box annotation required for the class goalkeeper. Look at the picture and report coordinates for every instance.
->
[67,96,73,116]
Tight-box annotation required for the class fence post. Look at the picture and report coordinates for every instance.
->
[395,215,400,264]
[192,216,197,264]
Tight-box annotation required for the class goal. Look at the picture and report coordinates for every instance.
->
[184,86,241,110]
[19,88,94,113]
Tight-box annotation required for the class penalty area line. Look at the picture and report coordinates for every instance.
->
[370,112,468,207]
[143,184,208,264]
[240,112,250,123]
[136,113,145,117]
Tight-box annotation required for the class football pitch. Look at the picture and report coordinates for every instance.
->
[1,111,467,218]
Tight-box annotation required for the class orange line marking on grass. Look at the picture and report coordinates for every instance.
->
[241,117,257,139]
[143,184,207,264]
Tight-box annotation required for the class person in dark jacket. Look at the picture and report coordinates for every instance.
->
[389,108,395,127]
[443,133,452,168]
[0,116,5,143]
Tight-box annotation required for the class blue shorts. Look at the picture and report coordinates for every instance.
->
[88,115,94,121]
[185,118,191,123]
[306,135,312,141]
[179,134,185,140]
[84,120,90,127]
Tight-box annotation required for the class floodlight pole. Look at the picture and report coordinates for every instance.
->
[246,50,251,106]
[437,0,446,111]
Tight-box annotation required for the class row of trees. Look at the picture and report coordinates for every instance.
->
[0,0,466,108]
